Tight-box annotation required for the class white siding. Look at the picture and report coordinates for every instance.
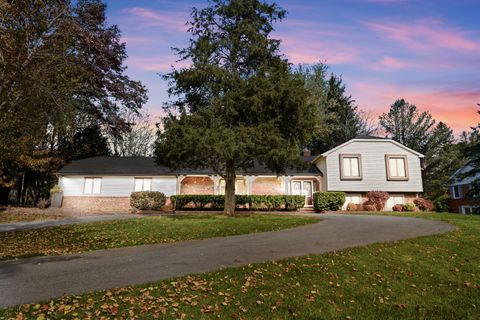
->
[61,176,177,196]
[315,158,327,192]
[318,141,423,192]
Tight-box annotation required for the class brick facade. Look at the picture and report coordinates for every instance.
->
[251,177,284,195]
[62,196,174,213]
[180,177,214,194]
[448,185,472,213]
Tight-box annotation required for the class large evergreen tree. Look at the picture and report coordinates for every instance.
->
[379,99,464,200]
[299,63,367,153]
[155,0,316,215]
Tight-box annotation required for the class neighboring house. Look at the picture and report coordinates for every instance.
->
[57,136,424,212]
[448,162,480,214]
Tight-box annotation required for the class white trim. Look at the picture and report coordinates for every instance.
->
[451,185,462,199]
[313,138,424,162]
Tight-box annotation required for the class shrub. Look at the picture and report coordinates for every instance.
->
[365,191,389,211]
[313,192,346,212]
[346,203,357,211]
[392,204,403,212]
[36,198,50,209]
[130,191,166,210]
[170,195,305,211]
[414,197,434,211]
[363,204,376,211]
[433,195,450,212]
[355,204,364,211]
[50,185,62,193]
[403,202,416,212]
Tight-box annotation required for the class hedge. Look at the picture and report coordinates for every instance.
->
[130,191,166,210]
[313,192,346,211]
[170,194,305,211]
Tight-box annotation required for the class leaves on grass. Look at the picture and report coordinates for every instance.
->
[0,215,316,260]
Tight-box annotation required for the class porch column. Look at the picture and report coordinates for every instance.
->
[313,177,322,192]
[211,175,221,195]
[282,176,293,195]
[176,175,187,195]
[246,175,256,195]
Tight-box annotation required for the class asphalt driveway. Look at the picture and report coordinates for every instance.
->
[0,214,453,307]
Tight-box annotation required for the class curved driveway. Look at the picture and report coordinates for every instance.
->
[0,214,453,307]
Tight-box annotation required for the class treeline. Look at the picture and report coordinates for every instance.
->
[0,0,149,205]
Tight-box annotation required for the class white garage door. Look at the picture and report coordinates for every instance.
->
[385,194,405,211]
[342,194,362,210]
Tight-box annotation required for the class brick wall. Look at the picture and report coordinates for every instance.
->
[252,177,284,195]
[448,185,472,213]
[180,177,214,194]
[62,196,174,213]
[62,196,132,213]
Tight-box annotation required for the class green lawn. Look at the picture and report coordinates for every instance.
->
[0,214,316,261]
[1,212,478,319]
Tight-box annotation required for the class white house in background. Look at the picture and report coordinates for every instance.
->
[448,161,480,214]
[57,136,424,212]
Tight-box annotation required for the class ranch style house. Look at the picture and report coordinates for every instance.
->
[57,136,425,212]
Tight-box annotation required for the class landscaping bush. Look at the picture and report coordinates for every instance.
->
[346,203,357,211]
[313,192,346,212]
[363,204,376,211]
[355,204,364,211]
[403,202,416,212]
[170,194,305,211]
[433,195,450,212]
[365,191,389,211]
[392,204,403,212]
[130,191,166,210]
[414,197,434,211]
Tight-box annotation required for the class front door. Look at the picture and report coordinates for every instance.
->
[302,181,313,206]
[291,180,313,207]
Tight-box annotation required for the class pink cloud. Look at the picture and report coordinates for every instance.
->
[376,56,411,70]
[350,81,479,134]
[368,19,480,53]
[278,34,360,65]
[124,7,188,32]
[127,56,191,72]
[121,36,154,45]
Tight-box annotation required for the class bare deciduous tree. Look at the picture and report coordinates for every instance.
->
[109,110,156,157]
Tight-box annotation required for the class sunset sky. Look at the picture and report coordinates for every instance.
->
[105,0,480,135]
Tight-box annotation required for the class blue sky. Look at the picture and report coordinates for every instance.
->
[105,0,480,134]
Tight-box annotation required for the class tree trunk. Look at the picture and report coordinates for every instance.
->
[224,160,236,216]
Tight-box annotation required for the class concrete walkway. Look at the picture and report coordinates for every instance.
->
[0,214,453,307]
[0,214,140,232]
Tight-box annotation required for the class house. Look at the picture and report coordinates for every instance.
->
[448,162,480,214]
[57,136,424,212]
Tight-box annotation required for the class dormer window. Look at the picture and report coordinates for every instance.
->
[340,154,362,180]
[386,155,409,181]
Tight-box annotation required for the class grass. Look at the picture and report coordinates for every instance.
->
[1,212,478,319]
[0,214,316,261]
[0,212,63,224]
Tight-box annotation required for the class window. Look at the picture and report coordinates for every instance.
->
[219,179,247,195]
[84,178,102,194]
[386,155,409,181]
[134,178,152,192]
[452,185,462,199]
[340,154,362,180]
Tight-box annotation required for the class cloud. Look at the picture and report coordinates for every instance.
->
[367,19,480,53]
[350,81,480,134]
[127,56,191,72]
[123,7,189,32]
